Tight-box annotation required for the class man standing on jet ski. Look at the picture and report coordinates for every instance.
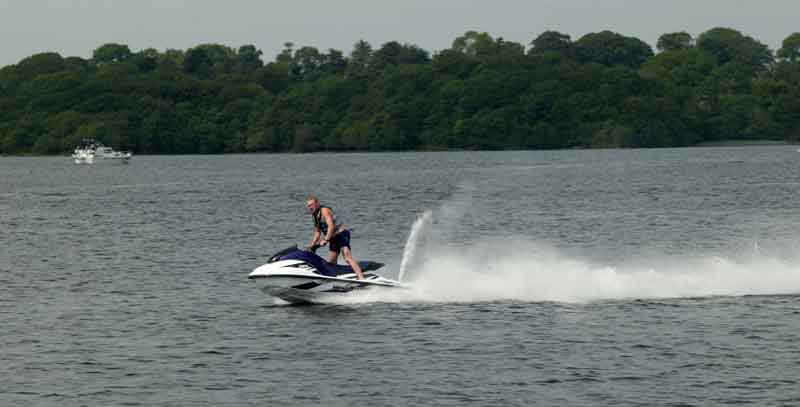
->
[305,195,365,280]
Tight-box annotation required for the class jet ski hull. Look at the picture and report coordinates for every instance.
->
[255,280,401,304]
[249,246,405,304]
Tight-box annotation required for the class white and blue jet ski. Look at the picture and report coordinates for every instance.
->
[249,245,405,304]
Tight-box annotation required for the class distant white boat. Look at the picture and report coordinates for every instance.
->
[72,140,132,164]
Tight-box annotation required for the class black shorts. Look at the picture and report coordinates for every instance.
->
[329,230,351,253]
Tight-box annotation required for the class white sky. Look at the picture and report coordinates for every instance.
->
[1,0,798,67]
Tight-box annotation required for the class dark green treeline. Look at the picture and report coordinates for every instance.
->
[2,28,800,155]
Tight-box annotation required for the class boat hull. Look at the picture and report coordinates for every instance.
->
[73,154,131,164]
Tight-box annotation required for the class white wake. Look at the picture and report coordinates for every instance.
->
[386,189,800,303]
[396,239,800,303]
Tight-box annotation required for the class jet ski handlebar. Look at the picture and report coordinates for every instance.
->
[267,244,324,263]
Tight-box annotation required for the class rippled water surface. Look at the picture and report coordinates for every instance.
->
[3,147,800,406]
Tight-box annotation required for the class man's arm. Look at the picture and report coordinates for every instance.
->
[308,228,321,249]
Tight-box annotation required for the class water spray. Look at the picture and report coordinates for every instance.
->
[398,210,433,282]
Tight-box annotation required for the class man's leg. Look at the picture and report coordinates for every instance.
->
[341,246,364,279]
[328,232,345,264]
[327,250,338,264]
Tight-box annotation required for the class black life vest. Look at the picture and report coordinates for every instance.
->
[313,206,337,235]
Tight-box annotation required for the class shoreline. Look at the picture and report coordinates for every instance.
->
[692,140,791,147]
[1,140,796,158]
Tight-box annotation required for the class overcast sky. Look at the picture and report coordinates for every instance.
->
[1,0,798,67]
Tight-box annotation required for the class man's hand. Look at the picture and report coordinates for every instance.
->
[319,239,328,247]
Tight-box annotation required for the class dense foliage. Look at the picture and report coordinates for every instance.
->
[2,28,800,155]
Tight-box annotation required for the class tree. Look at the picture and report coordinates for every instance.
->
[640,48,716,88]
[291,46,323,79]
[183,47,214,79]
[246,126,279,152]
[14,53,66,80]
[234,45,263,73]
[321,49,347,75]
[373,41,402,68]
[276,42,294,65]
[778,33,800,62]
[255,63,290,94]
[451,31,525,70]
[63,57,90,73]
[292,124,315,152]
[657,32,694,52]
[530,31,572,55]
[369,41,430,71]
[451,31,495,57]
[195,44,237,75]
[93,43,133,64]
[46,110,85,150]
[159,49,185,68]
[431,49,476,79]
[133,48,159,72]
[696,27,773,69]
[572,31,654,69]
[347,40,373,75]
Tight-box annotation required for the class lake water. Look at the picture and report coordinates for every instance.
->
[2,147,800,406]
